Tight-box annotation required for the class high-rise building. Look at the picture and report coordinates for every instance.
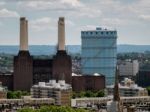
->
[81,27,117,84]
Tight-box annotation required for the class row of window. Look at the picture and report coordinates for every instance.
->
[82,31,117,35]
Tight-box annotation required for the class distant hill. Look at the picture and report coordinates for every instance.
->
[0,45,81,55]
[117,44,150,53]
[0,45,150,55]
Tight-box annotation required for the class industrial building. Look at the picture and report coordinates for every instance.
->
[13,17,72,91]
[81,27,117,85]
[31,80,72,106]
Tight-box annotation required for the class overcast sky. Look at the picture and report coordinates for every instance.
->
[0,0,150,45]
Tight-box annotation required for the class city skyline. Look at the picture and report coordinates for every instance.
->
[0,0,150,45]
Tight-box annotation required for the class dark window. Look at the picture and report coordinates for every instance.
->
[90,32,93,34]
[101,32,103,34]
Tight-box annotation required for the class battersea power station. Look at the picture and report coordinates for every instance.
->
[0,17,105,92]
[14,17,72,91]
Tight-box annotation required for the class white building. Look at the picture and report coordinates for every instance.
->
[81,27,117,85]
[118,60,139,77]
[31,80,72,106]
[107,78,148,97]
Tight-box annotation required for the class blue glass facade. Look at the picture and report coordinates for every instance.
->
[81,28,117,85]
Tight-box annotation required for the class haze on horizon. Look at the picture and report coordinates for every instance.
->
[0,0,149,45]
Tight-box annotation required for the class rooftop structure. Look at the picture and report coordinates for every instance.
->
[81,27,117,85]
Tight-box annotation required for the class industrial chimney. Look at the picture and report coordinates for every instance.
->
[58,17,65,51]
[20,17,28,51]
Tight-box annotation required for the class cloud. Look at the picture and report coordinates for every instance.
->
[0,1,5,6]
[139,15,150,22]
[30,17,56,31]
[18,0,84,11]
[0,9,19,18]
[30,17,75,31]
[17,0,101,18]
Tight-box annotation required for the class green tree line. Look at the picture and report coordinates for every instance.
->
[7,91,30,99]
[72,90,105,99]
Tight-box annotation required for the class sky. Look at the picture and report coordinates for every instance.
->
[0,0,150,45]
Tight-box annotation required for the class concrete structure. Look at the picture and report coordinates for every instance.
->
[81,27,117,85]
[137,63,150,87]
[31,80,72,106]
[58,17,65,51]
[107,78,148,97]
[72,73,105,92]
[118,60,139,81]
[20,17,28,51]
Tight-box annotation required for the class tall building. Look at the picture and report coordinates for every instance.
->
[81,27,117,84]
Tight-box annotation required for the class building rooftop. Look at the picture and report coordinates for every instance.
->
[32,80,72,90]
[107,78,145,90]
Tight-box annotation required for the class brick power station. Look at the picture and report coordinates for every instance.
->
[13,17,72,91]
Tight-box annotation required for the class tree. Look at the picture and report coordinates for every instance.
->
[96,90,105,97]
[147,86,150,96]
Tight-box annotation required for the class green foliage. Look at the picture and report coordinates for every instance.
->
[72,90,105,98]
[146,86,150,96]
[17,107,36,112]
[96,90,105,97]
[7,91,30,99]
[17,105,88,112]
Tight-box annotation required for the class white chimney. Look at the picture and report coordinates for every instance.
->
[58,17,65,51]
[20,17,28,51]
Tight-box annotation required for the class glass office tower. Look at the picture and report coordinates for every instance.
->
[81,27,117,85]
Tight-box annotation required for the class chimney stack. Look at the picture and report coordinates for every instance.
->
[20,17,28,51]
[58,17,65,51]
